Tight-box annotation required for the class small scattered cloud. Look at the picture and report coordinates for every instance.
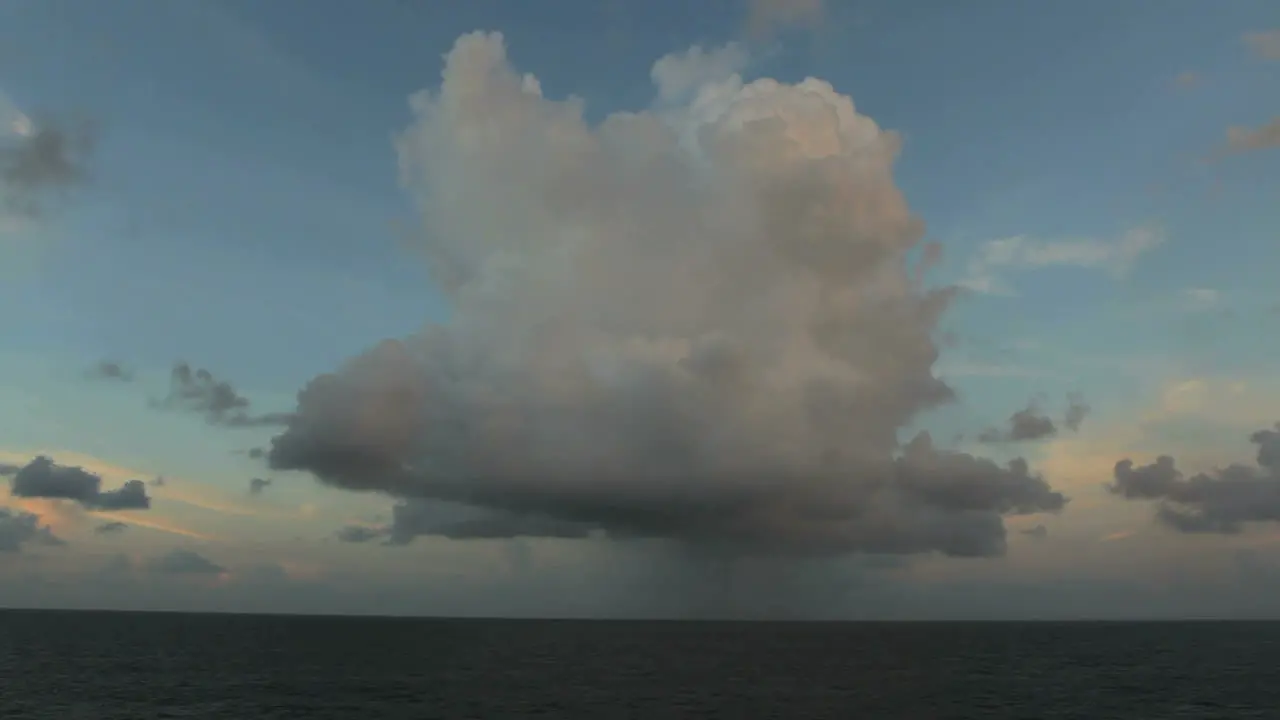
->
[1020,524,1048,539]
[248,477,272,495]
[979,395,1089,444]
[143,549,225,576]
[94,520,128,535]
[1225,118,1280,154]
[86,361,134,382]
[1063,393,1090,433]
[3,456,151,511]
[1173,71,1201,89]
[960,227,1163,296]
[156,362,291,427]
[1243,30,1280,60]
[0,507,64,552]
[1107,423,1280,534]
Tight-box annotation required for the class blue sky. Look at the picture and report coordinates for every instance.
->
[1,0,1278,619]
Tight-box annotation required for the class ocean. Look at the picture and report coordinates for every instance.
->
[1,611,1276,719]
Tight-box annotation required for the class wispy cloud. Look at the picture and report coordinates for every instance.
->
[959,227,1163,296]
[1182,287,1221,312]
[0,88,32,139]
[746,0,824,38]
[1243,30,1280,60]
[1173,71,1201,89]
[1225,118,1280,153]
[90,512,219,542]
[1101,530,1136,543]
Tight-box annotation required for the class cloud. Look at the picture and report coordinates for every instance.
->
[1020,524,1048,539]
[979,395,1089,443]
[248,477,272,495]
[143,549,225,576]
[746,0,824,38]
[0,507,64,552]
[1182,287,1220,310]
[1225,118,1280,154]
[91,512,218,541]
[1063,393,1090,432]
[3,456,151,511]
[335,525,383,544]
[95,520,128,535]
[1243,30,1280,60]
[86,360,134,382]
[158,362,291,427]
[265,32,1067,560]
[0,117,96,219]
[960,227,1163,296]
[1173,71,1201,89]
[1108,423,1280,534]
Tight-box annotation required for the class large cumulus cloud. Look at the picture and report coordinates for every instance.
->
[1109,424,1280,533]
[268,32,1066,558]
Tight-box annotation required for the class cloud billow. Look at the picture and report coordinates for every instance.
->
[2,456,151,511]
[268,32,1066,559]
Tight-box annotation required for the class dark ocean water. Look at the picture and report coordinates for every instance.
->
[1,611,1278,719]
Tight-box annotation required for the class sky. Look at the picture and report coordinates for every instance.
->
[0,0,1278,620]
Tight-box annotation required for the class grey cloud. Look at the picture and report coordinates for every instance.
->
[5,456,151,510]
[144,549,225,576]
[1020,524,1048,539]
[1244,30,1280,60]
[335,525,384,544]
[87,360,133,382]
[0,119,95,218]
[95,521,128,535]
[1063,392,1090,432]
[979,395,1088,443]
[1226,118,1280,153]
[150,476,166,487]
[160,362,291,428]
[0,508,64,552]
[1108,423,1280,533]
[267,33,1065,560]
[248,477,272,495]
